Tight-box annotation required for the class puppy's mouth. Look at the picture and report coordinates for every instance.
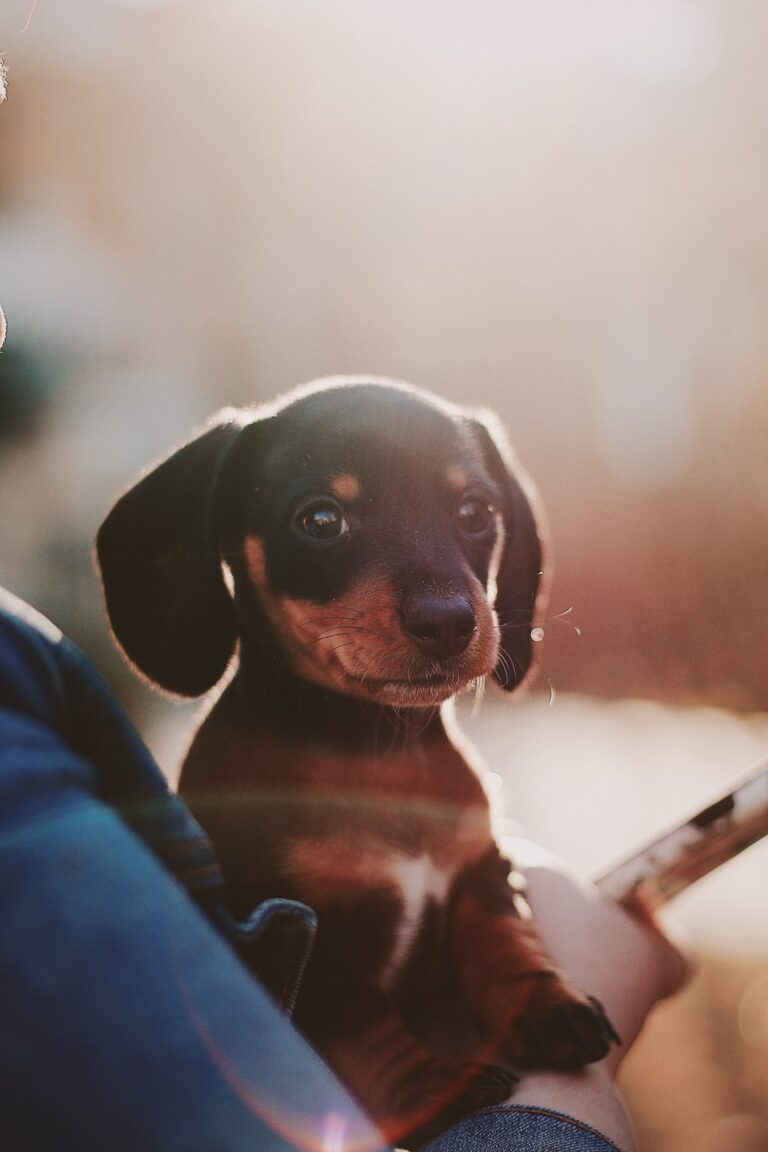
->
[364,674,450,688]
[351,670,474,705]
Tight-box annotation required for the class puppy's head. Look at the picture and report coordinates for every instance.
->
[97,379,545,706]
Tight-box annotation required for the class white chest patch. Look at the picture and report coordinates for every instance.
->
[379,853,453,991]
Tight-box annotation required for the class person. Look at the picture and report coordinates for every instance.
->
[0,246,686,1151]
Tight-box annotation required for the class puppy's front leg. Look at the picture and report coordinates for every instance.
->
[450,847,618,1068]
[300,982,515,1149]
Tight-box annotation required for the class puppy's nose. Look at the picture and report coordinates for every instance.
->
[402,594,476,659]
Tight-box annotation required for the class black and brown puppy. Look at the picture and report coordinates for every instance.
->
[97,378,617,1147]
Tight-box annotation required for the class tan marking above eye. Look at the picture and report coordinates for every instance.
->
[330,473,362,501]
[447,465,469,493]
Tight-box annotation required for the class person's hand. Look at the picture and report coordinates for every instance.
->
[506,837,690,1075]
[424,841,690,1151]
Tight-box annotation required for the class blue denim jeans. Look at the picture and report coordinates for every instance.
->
[0,589,618,1151]
[426,1108,619,1150]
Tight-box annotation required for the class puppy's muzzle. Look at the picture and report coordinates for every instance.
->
[401,592,477,660]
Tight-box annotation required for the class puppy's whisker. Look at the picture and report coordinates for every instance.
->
[470,675,486,718]
[495,649,513,688]
[293,619,372,638]
[293,614,367,630]
[285,627,367,657]
[326,641,356,657]
[300,609,365,623]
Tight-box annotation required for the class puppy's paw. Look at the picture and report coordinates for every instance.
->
[402,1062,517,1149]
[505,980,620,1068]
[451,1060,518,1111]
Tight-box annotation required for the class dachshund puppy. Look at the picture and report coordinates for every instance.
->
[97,378,617,1147]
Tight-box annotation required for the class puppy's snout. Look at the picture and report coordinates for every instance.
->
[402,593,476,659]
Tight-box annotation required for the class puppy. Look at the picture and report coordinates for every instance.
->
[97,378,617,1147]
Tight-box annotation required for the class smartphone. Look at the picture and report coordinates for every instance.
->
[595,757,768,909]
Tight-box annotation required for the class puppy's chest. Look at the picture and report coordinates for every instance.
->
[286,831,463,906]
[288,833,464,989]
[282,743,492,905]
[282,746,493,986]
[380,851,455,990]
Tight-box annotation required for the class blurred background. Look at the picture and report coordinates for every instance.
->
[1,1,767,1147]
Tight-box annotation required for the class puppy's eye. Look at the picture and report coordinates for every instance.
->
[456,497,496,537]
[296,502,349,541]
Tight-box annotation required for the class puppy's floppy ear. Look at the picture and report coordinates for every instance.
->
[96,409,247,697]
[468,411,547,691]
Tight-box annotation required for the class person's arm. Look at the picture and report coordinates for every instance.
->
[511,841,687,1150]
[425,839,688,1152]
[517,840,689,1074]
[0,598,387,1152]
[0,595,686,1152]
